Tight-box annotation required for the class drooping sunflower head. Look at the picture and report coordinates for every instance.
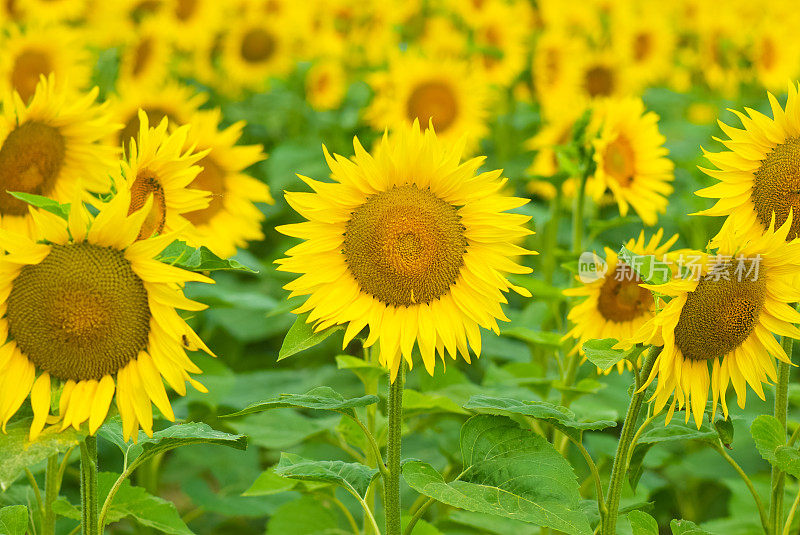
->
[0,23,92,103]
[564,229,679,374]
[120,110,211,241]
[277,121,535,380]
[0,74,119,236]
[0,190,214,442]
[365,51,489,150]
[697,82,800,244]
[179,108,272,258]
[589,97,675,226]
[630,216,800,428]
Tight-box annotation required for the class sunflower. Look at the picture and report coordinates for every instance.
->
[365,51,489,150]
[180,109,272,258]
[13,0,87,24]
[115,17,173,89]
[468,0,532,87]
[525,117,580,201]
[532,28,585,121]
[588,97,674,226]
[0,74,119,237]
[108,80,207,152]
[0,190,214,441]
[750,25,800,92]
[564,229,679,374]
[160,0,226,52]
[305,59,347,112]
[120,110,210,241]
[276,121,535,380]
[0,23,92,103]
[696,83,800,246]
[610,1,676,89]
[627,217,800,428]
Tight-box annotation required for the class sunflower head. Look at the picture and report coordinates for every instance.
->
[277,121,535,380]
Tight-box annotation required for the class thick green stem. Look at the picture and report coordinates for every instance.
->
[79,436,99,535]
[385,365,405,535]
[600,347,659,535]
[770,335,792,535]
[42,455,60,535]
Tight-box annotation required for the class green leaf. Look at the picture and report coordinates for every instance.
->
[500,327,564,348]
[266,496,340,535]
[403,389,469,416]
[670,519,714,535]
[714,417,735,448]
[618,245,673,285]
[223,386,379,419]
[98,421,246,468]
[229,412,339,450]
[751,415,785,464]
[628,510,659,535]
[336,354,385,384]
[54,473,193,534]
[0,420,84,490]
[278,312,343,361]
[774,446,800,478]
[463,394,616,441]
[274,453,378,498]
[242,469,297,496]
[0,505,28,535]
[637,420,718,444]
[156,240,257,273]
[403,415,592,535]
[7,192,70,219]
[581,338,631,370]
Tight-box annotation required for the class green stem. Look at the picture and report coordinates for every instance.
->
[783,483,800,535]
[709,442,769,534]
[572,167,588,255]
[600,347,659,535]
[568,437,606,516]
[403,497,434,535]
[79,436,99,535]
[384,365,405,535]
[42,455,60,535]
[770,336,792,535]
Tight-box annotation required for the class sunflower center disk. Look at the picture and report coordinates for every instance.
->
[674,261,766,360]
[406,81,458,133]
[185,156,226,225]
[752,137,800,238]
[132,37,154,77]
[0,121,65,216]
[6,243,151,381]
[12,49,52,102]
[241,29,276,63]
[604,136,636,187]
[585,66,615,97]
[597,265,653,322]
[344,185,467,306]
[129,171,167,239]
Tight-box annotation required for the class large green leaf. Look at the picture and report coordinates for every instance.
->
[628,510,659,535]
[774,446,800,478]
[53,472,193,534]
[403,415,592,535]
[581,338,633,370]
[464,394,616,440]
[750,415,785,464]
[0,505,28,535]
[274,453,378,498]
[265,496,342,535]
[404,389,468,416]
[636,420,718,444]
[242,469,298,496]
[0,420,84,490]
[156,241,257,272]
[98,421,247,468]
[223,386,378,419]
[670,519,714,535]
[278,313,343,361]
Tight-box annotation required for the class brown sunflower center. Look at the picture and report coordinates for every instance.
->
[184,156,225,225]
[0,121,65,216]
[129,171,167,239]
[603,135,636,187]
[6,243,151,381]
[584,65,615,97]
[240,28,276,63]
[406,81,458,133]
[343,185,467,306]
[760,37,776,69]
[674,261,766,360]
[634,33,653,62]
[12,49,52,103]
[597,265,653,322]
[119,107,177,152]
[175,0,197,20]
[131,37,154,77]
[752,137,800,239]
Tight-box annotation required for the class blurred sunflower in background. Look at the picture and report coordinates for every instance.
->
[0,191,213,441]
[0,75,118,236]
[564,230,679,374]
[277,122,535,379]
[629,218,800,428]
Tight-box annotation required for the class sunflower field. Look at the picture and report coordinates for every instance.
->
[4,1,800,534]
